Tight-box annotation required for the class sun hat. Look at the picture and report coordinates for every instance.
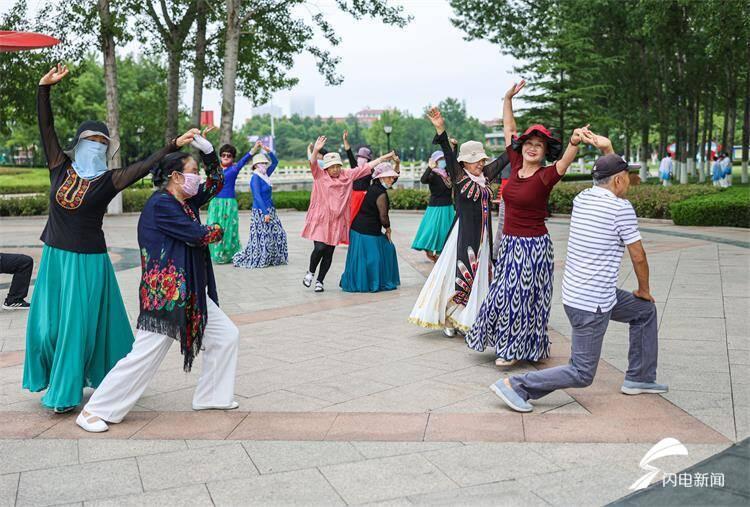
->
[64,120,120,160]
[372,162,399,180]
[321,152,343,170]
[592,154,641,179]
[251,153,270,168]
[511,124,562,160]
[356,146,373,161]
[457,141,489,164]
[429,150,444,163]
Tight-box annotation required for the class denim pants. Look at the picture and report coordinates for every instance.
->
[510,288,659,401]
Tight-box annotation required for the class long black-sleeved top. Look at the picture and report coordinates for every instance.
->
[37,84,179,254]
[351,180,390,236]
[420,166,453,206]
[347,148,372,191]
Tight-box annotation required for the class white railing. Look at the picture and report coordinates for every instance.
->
[233,161,428,187]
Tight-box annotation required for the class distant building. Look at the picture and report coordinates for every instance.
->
[252,103,282,118]
[290,95,315,117]
[482,118,502,129]
[485,131,505,153]
[356,108,387,127]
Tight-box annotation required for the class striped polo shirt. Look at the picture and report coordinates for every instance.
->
[562,185,642,312]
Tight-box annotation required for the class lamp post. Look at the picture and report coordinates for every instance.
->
[383,125,392,153]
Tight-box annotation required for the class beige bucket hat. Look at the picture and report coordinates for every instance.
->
[321,152,343,170]
[251,153,270,168]
[457,140,489,164]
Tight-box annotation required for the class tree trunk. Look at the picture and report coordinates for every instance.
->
[686,93,697,179]
[706,94,715,174]
[190,0,207,128]
[220,0,241,146]
[743,60,749,184]
[726,91,737,162]
[721,98,730,154]
[166,44,181,141]
[638,42,650,180]
[98,0,123,215]
[699,92,710,182]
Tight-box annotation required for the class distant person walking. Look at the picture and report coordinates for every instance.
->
[712,155,724,187]
[720,152,732,187]
[659,154,673,186]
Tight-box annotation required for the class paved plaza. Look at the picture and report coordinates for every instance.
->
[0,210,748,506]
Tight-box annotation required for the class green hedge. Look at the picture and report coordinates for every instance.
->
[670,187,750,228]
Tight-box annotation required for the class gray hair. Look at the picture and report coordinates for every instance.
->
[593,174,613,186]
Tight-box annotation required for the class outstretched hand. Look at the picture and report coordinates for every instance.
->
[505,79,526,99]
[313,136,327,152]
[176,128,201,148]
[580,127,613,153]
[570,124,590,146]
[39,63,69,86]
[427,107,445,134]
[342,131,350,150]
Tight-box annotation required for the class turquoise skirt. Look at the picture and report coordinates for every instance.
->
[340,230,400,293]
[22,245,134,409]
[411,205,455,254]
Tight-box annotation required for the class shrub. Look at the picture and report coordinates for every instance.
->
[388,188,430,210]
[670,187,750,228]
[122,188,154,212]
[0,194,49,216]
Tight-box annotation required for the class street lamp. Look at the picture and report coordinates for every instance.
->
[383,125,393,152]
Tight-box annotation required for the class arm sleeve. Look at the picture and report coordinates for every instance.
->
[346,148,357,169]
[614,203,642,245]
[267,151,279,176]
[37,85,67,170]
[154,197,224,247]
[351,163,374,180]
[420,166,433,184]
[250,175,271,215]
[235,151,253,170]
[483,152,509,183]
[376,193,390,229]
[540,164,563,188]
[110,139,179,191]
[433,131,459,181]
[309,158,323,179]
[189,150,225,208]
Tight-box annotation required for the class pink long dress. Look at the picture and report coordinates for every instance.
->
[301,159,372,246]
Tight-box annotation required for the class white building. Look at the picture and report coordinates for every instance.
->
[290,95,315,117]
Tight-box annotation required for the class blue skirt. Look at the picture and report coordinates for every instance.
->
[465,234,553,361]
[340,230,400,292]
[411,205,455,254]
[232,207,288,269]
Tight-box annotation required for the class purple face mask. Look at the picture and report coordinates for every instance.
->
[356,157,369,168]
[180,172,201,197]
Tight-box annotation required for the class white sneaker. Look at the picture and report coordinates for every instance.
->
[192,401,240,411]
[443,327,456,337]
[303,272,314,287]
[314,281,324,292]
[76,411,108,433]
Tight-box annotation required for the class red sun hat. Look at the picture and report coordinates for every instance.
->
[0,31,60,52]
[511,124,563,160]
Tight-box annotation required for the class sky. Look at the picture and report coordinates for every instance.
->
[2,0,524,125]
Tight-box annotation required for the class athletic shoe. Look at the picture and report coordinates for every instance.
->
[621,380,669,395]
[489,379,533,412]
[303,271,314,287]
[443,327,456,337]
[314,281,324,292]
[2,299,30,310]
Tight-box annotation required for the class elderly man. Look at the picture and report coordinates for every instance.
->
[490,133,668,412]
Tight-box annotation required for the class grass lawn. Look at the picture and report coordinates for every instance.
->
[0,167,49,190]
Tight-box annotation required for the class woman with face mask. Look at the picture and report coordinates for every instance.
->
[23,63,200,413]
[76,133,241,433]
[410,150,456,262]
[409,107,508,336]
[232,145,288,268]
[466,80,585,367]
[340,161,401,293]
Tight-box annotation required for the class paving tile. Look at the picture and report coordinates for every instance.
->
[78,439,187,463]
[0,439,77,474]
[407,480,548,506]
[228,412,337,440]
[137,443,257,491]
[348,361,446,387]
[241,441,364,473]
[208,468,345,506]
[16,458,142,507]
[38,412,158,440]
[350,441,464,459]
[0,412,61,438]
[324,380,481,413]
[131,411,246,440]
[320,453,455,505]
[424,413,524,442]
[422,443,559,487]
[286,374,394,403]
[240,389,332,412]
[526,463,636,506]
[0,473,18,507]
[86,484,213,507]
[658,316,726,342]
[326,413,428,441]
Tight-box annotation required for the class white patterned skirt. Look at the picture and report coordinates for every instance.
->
[232,207,288,269]
[465,234,553,361]
[408,223,492,333]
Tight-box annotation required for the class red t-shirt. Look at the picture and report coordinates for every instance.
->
[502,145,562,237]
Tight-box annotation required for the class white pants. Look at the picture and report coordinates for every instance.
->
[84,298,239,423]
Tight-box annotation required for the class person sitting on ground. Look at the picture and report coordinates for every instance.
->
[489,130,668,413]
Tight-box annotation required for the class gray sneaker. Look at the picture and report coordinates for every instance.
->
[489,379,533,412]
[621,380,669,395]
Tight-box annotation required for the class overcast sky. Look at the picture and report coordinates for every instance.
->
[3,0,524,124]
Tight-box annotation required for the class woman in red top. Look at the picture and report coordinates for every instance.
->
[466,80,585,367]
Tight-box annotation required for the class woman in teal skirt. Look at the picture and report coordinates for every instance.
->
[340,162,400,292]
[23,63,199,412]
[411,150,455,262]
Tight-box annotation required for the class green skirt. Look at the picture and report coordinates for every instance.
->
[22,245,134,409]
[208,197,241,264]
[411,204,456,254]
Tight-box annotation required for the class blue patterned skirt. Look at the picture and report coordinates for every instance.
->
[232,207,288,269]
[465,234,553,361]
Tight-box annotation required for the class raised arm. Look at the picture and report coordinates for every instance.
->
[191,150,224,208]
[266,150,279,176]
[554,127,587,176]
[483,151,509,183]
[503,80,525,148]
[37,64,71,170]
[420,165,433,184]
[427,107,459,181]
[309,136,327,178]
[580,128,615,156]
[343,131,357,168]
[354,151,395,180]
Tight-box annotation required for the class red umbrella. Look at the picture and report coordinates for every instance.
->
[0,30,59,52]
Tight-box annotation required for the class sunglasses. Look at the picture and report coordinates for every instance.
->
[220,153,234,158]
